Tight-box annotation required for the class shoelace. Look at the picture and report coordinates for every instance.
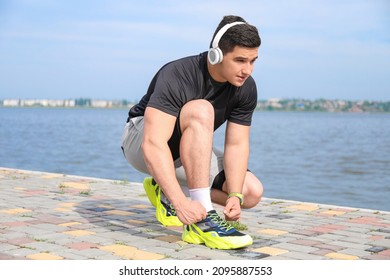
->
[208,212,234,232]
[155,184,177,217]
[167,203,177,216]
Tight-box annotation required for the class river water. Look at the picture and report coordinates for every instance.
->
[1,107,389,211]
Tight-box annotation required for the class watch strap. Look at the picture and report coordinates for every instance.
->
[228,192,244,205]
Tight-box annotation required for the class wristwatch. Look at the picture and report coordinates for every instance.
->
[228,192,244,206]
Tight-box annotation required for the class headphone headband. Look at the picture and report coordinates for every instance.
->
[211,21,246,49]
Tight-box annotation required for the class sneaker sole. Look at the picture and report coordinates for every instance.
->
[182,224,253,250]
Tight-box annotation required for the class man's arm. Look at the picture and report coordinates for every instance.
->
[223,121,250,220]
[142,107,206,224]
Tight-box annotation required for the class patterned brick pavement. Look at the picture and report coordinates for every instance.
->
[1,167,390,260]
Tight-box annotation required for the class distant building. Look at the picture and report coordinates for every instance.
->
[90,100,113,108]
[3,99,20,106]
[2,99,75,107]
[266,98,282,109]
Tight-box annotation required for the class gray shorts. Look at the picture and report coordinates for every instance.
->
[121,116,225,190]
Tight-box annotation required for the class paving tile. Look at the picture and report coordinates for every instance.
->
[332,229,370,239]
[369,235,386,241]
[102,210,136,216]
[287,204,319,211]
[59,182,90,190]
[363,254,390,260]
[29,223,65,232]
[273,242,318,253]
[73,235,114,245]
[262,255,292,260]
[63,230,96,236]
[369,238,390,247]
[283,251,326,260]
[230,250,270,259]
[2,221,31,227]
[126,219,146,225]
[260,221,304,232]
[348,217,390,227]
[67,248,111,259]
[93,254,124,260]
[0,253,27,260]
[55,251,90,260]
[58,222,82,227]
[378,249,390,257]
[130,204,153,209]
[325,252,359,260]
[100,244,165,260]
[27,253,64,260]
[257,229,288,236]
[313,243,345,251]
[54,208,72,212]
[311,249,334,256]
[155,235,182,243]
[7,237,36,245]
[308,224,347,234]
[339,248,372,258]
[0,208,32,215]
[266,214,294,220]
[252,246,289,256]
[41,174,64,179]
[57,202,77,208]
[33,215,69,225]
[288,239,321,247]
[291,229,320,237]
[319,210,346,216]
[329,240,371,250]
[66,242,100,250]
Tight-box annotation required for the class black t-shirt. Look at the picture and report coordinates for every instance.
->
[127,51,257,131]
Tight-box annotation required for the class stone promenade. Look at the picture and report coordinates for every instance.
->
[1,167,389,260]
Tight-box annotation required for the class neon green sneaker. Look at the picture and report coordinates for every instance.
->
[143,177,182,227]
[182,210,253,249]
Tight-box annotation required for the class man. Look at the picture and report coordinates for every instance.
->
[121,15,263,250]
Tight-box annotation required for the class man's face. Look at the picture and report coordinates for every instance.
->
[216,46,258,87]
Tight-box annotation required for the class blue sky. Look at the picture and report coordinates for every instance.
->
[0,0,389,101]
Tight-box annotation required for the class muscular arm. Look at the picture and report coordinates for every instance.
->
[142,107,186,205]
[224,121,250,193]
[223,121,250,219]
[142,107,206,224]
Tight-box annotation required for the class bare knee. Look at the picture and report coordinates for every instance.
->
[180,100,214,131]
[242,173,263,209]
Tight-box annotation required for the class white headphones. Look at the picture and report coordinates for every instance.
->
[208,21,246,65]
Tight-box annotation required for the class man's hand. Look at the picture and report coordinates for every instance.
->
[175,200,207,225]
[223,196,241,221]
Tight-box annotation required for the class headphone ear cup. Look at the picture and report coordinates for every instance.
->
[208,48,218,65]
[215,47,223,64]
[208,47,223,65]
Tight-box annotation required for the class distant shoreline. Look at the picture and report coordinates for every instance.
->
[1,98,390,113]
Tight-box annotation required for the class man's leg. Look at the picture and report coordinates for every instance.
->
[208,147,263,209]
[210,171,263,209]
[178,100,253,249]
[121,117,149,174]
[178,100,214,211]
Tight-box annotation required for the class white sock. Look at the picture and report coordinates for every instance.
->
[189,187,213,212]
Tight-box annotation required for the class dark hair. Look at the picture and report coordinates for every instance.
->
[210,15,261,54]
